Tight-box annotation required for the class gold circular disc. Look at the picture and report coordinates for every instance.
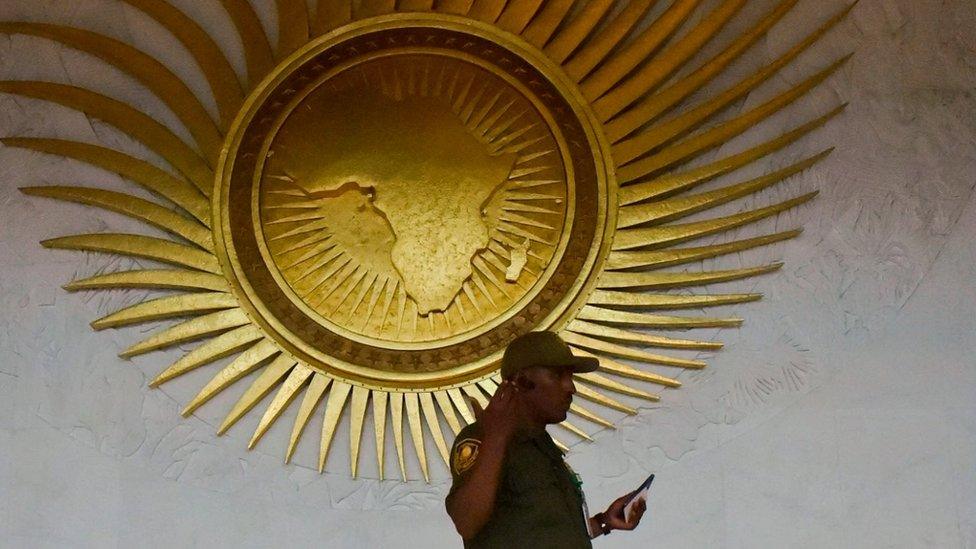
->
[215,14,615,390]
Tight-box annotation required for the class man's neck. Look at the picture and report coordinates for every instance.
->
[513,409,546,437]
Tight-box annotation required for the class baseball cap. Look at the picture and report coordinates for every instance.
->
[500,330,599,379]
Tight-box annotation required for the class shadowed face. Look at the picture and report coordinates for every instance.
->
[515,365,577,425]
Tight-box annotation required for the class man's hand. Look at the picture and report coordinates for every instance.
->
[470,380,522,443]
[603,491,647,531]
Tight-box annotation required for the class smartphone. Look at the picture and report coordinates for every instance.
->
[624,473,654,505]
[622,473,654,522]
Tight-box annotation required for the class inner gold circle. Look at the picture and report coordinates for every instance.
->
[253,50,575,350]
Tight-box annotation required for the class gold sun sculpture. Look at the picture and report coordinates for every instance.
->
[2,0,851,481]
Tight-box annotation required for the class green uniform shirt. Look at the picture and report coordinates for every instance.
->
[446,422,592,549]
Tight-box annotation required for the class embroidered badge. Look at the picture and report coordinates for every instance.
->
[451,438,481,476]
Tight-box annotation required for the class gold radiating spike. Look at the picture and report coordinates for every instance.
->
[577,305,741,330]
[404,392,430,482]
[150,325,263,387]
[579,0,700,98]
[22,186,212,250]
[598,263,782,291]
[419,392,450,466]
[605,230,802,271]
[591,353,686,386]
[435,0,473,15]
[613,192,817,251]
[577,372,659,401]
[468,0,508,23]
[462,383,489,409]
[616,38,848,167]
[568,403,614,429]
[496,0,545,34]
[389,392,408,480]
[0,82,213,193]
[314,0,352,35]
[562,0,658,81]
[626,3,855,143]
[619,106,844,206]
[359,0,396,16]
[573,383,636,415]
[618,150,831,228]
[617,55,851,182]
[63,269,228,293]
[520,0,574,47]
[587,289,760,310]
[0,23,221,162]
[592,0,744,120]
[247,362,311,446]
[286,373,329,463]
[271,215,331,242]
[182,340,279,416]
[544,0,614,63]
[499,210,557,231]
[361,277,387,331]
[550,435,569,454]
[120,308,250,358]
[218,0,274,87]
[275,0,310,58]
[372,390,389,480]
[558,420,593,441]
[219,355,296,435]
[349,385,370,477]
[448,388,476,424]
[42,234,220,274]
[119,0,242,129]
[2,138,210,223]
[90,292,237,330]
[477,377,500,397]
[399,0,435,11]
[566,319,721,351]
[318,381,352,473]
[565,337,696,378]
[605,0,801,142]
[433,391,463,435]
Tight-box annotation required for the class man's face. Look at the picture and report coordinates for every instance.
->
[517,365,577,424]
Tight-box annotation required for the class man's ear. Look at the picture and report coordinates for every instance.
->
[513,372,535,391]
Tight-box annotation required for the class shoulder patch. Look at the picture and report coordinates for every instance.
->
[451,437,481,477]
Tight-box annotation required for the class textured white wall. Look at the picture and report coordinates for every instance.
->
[1,1,974,547]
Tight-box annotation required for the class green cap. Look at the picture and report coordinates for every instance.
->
[500,331,599,379]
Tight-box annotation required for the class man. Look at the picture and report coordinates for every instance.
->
[445,331,648,548]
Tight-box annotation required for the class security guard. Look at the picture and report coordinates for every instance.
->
[445,331,648,548]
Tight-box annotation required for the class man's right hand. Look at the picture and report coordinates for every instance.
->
[471,380,521,443]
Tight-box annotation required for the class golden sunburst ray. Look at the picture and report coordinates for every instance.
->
[219,355,297,435]
[22,186,213,250]
[5,0,854,480]
[62,269,229,293]
[0,22,222,161]
[220,0,275,85]
[0,82,214,192]
[118,0,243,128]
[3,138,211,223]
[120,309,251,358]
[275,0,311,59]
